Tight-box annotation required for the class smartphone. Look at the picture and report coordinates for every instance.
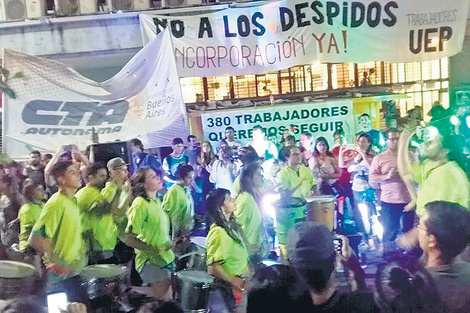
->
[333,235,342,253]
[47,292,68,313]
[344,144,356,150]
[63,145,73,152]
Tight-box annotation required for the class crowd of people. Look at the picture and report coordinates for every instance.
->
[0,107,469,313]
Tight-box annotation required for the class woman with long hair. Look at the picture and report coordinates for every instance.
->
[206,188,250,313]
[196,141,216,214]
[125,168,175,299]
[311,137,341,195]
[345,133,376,242]
[18,179,45,253]
[235,163,268,262]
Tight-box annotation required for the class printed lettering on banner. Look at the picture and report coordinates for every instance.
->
[201,100,355,147]
[2,29,189,159]
[140,0,469,77]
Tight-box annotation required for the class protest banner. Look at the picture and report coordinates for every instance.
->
[201,100,355,147]
[140,0,469,77]
[2,28,189,159]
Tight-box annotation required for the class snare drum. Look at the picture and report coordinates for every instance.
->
[0,261,37,299]
[80,264,127,299]
[176,270,214,312]
[306,196,336,231]
[274,197,307,245]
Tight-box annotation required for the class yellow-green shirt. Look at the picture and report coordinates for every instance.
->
[101,181,129,235]
[75,185,118,251]
[162,184,194,238]
[18,202,44,252]
[233,175,241,197]
[206,224,249,277]
[412,160,470,217]
[126,196,175,271]
[235,192,263,253]
[31,192,86,274]
[276,165,316,198]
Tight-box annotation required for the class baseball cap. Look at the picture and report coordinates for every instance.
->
[107,157,127,171]
[286,222,335,269]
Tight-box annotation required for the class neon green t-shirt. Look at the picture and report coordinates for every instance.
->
[75,185,118,251]
[101,181,129,236]
[206,224,249,277]
[126,196,175,271]
[235,192,264,253]
[162,184,194,238]
[18,202,44,252]
[276,165,316,198]
[233,175,241,197]
[31,192,86,274]
[412,160,470,217]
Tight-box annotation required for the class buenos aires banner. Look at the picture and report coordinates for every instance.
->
[2,29,189,159]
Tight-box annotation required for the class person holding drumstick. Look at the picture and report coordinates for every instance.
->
[276,146,316,199]
[125,168,175,300]
[206,188,250,313]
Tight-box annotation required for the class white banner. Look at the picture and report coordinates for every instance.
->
[201,100,355,148]
[2,29,189,159]
[140,0,470,77]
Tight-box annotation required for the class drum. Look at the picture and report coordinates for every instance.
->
[190,236,206,249]
[306,195,336,231]
[80,264,127,299]
[274,197,307,245]
[0,260,37,299]
[176,270,214,313]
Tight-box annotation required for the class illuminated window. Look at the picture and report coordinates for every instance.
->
[207,76,231,101]
[180,77,204,104]
[307,63,328,91]
[233,75,257,99]
[357,61,382,85]
[256,74,279,96]
[332,63,355,89]
[180,58,449,118]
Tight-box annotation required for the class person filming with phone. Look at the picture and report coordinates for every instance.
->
[286,222,380,312]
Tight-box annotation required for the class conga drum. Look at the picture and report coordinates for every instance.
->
[306,196,336,231]
[176,270,214,312]
[0,260,38,299]
[274,197,307,245]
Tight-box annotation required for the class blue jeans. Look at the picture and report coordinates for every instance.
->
[380,201,415,242]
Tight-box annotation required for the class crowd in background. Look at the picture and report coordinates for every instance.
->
[0,101,469,313]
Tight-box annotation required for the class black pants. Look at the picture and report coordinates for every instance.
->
[45,272,89,304]
[380,201,415,242]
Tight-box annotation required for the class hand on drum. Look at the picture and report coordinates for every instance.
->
[335,235,354,263]
[231,276,247,291]
[46,262,73,277]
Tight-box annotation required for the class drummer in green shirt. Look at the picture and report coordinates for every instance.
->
[18,179,45,253]
[206,188,250,313]
[276,146,316,199]
[235,163,267,262]
[276,146,316,258]
[101,157,132,236]
[29,160,88,302]
[75,163,118,263]
[162,163,195,250]
[125,168,175,299]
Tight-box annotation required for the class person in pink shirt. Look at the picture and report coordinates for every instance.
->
[369,129,415,248]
